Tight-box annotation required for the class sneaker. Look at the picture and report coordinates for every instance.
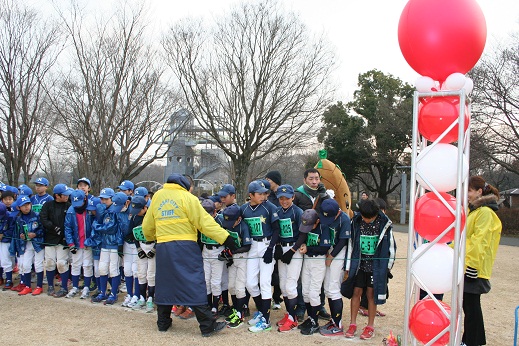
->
[91,293,107,303]
[272,301,281,310]
[202,321,226,337]
[317,308,331,320]
[248,311,263,325]
[47,286,55,296]
[319,319,335,331]
[319,322,343,336]
[218,304,232,317]
[228,314,244,328]
[276,313,289,327]
[179,307,195,319]
[127,295,139,308]
[278,317,298,332]
[359,307,369,316]
[248,317,272,333]
[18,286,32,295]
[297,316,313,330]
[146,297,154,313]
[66,287,79,298]
[345,324,357,338]
[80,287,90,299]
[3,280,13,291]
[53,288,68,298]
[104,294,118,305]
[132,296,146,310]
[300,317,319,335]
[32,287,43,296]
[11,283,26,292]
[119,283,127,293]
[359,325,375,340]
[121,294,131,307]
[225,309,237,323]
[173,305,186,317]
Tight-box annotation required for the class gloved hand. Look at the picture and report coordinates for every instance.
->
[118,245,124,258]
[69,246,78,255]
[147,249,156,259]
[281,249,295,264]
[226,259,234,267]
[54,226,62,235]
[218,248,233,262]
[262,247,273,264]
[317,183,327,194]
[465,266,478,279]
[274,244,283,261]
[137,248,147,259]
[223,235,238,252]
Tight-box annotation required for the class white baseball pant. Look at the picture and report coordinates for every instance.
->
[278,245,303,299]
[70,248,94,277]
[123,242,138,277]
[21,242,44,274]
[203,245,224,296]
[301,253,326,306]
[228,252,247,299]
[99,248,120,277]
[323,247,346,300]
[246,239,275,299]
[44,245,70,273]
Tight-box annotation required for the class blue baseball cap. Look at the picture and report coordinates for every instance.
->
[77,177,91,186]
[217,184,236,197]
[5,185,18,194]
[209,194,221,203]
[0,182,7,191]
[16,195,31,207]
[18,184,33,196]
[99,188,115,199]
[111,192,128,213]
[221,204,241,229]
[299,209,319,233]
[33,177,49,186]
[134,186,148,196]
[201,199,215,214]
[319,199,340,226]
[118,180,134,191]
[53,184,73,196]
[276,184,294,199]
[70,190,86,208]
[86,197,101,211]
[130,195,147,216]
[248,180,268,194]
[261,179,271,191]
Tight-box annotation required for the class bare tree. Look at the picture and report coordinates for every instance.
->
[0,0,62,184]
[48,2,185,189]
[162,0,335,198]
[470,32,519,177]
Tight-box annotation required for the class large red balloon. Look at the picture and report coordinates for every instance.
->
[418,96,469,143]
[415,192,465,243]
[409,299,451,345]
[398,0,487,82]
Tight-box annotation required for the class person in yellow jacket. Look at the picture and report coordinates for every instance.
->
[142,174,237,337]
[462,176,502,346]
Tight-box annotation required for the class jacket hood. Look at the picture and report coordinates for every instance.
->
[166,174,191,191]
[469,194,499,212]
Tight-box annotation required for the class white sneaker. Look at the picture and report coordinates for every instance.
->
[119,283,127,293]
[146,297,154,313]
[132,296,146,310]
[127,295,139,308]
[121,294,131,307]
[80,287,90,299]
[248,317,272,332]
[248,311,263,325]
[66,287,78,298]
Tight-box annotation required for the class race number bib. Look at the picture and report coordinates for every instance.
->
[244,217,263,237]
[306,232,319,247]
[360,235,378,255]
[329,227,336,246]
[278,218,293,238]
[201,233,219,245]
[32,204,42,213]
[132,226,146,242]
[228,231,241,248]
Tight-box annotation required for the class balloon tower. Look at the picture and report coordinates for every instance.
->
[398,0,486,344]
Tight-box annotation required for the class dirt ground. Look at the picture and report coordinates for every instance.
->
[0,232,516,345]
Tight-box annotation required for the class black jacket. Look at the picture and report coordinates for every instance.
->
[293,183,329,212]
[40,200,71,246]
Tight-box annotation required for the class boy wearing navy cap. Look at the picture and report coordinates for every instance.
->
[31,177,53,213]
[0,193,16,289]
[218,184,237,207]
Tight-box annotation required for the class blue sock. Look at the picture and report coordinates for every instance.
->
[6,271,12,282]
[46,269,55,287]
[60,270,70,290]
[99,275,108,296]
[133,277,140,297]
[71,274,80,289]
[84,276,92,288]
[110,275,121,298]
[125,275,134,296]
[96,276,100,289]
[36,271,43,288]
[24,273,31,286]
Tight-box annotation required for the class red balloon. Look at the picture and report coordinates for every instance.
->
[409,299,451,345]
[418,96,469,143]
[398,0,487,82]
[415,192,465,243]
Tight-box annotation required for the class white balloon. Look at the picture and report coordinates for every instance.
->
[463,78,474,95]
[416,144,469,192]
[412,243,463,294]
[415,76,436,93]
[443,73,466,90]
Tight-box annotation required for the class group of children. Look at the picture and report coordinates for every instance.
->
[0,171,396,341]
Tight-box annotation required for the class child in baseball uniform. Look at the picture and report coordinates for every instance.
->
[84,196,102,295]
[0,191,16,289]
[30,177,53,214]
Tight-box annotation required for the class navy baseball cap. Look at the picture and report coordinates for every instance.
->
[77,177,91,186]
[209,194,221,203]
[111,192,128,213]
[299,209,319,233]
[319,199,340,226]
[70,190,86,207]
[276,184,294,199]
[118,180,134,191]
[134,186,148,196]
[86,197,101,211]
[221,204,241,229]
[18,184,33,196]
[16,195,31,207]
[248,180,268,194]
[217,184,236,197]
[261,179,271,191]
[99,188,115,198]
[130,195,147,216]
[33,177,49,186]
[201,199,216,214]
[53,184,73,196]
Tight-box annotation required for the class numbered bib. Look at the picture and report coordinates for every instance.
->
[329,227,336,246]
[244,217,263,237]
[360,235,378,255]
[32,204,42,213]
[23,224,30,240]
[228,231,241,248]
[132,226,146,242]
[278,218,293,238]
[306,232,319,247]
[201,233,219,245]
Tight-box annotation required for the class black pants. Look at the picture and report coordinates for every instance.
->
[157,304,216,334]
[462,292,486,346]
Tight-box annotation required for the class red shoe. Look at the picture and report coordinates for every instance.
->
[179,307,195,319]
[345,324,357,338]
[278,317,298,332]
[359,325,375,340]
[32,287,43,295]
[18,286,32,295]
[359,307,369,316]
[13,264,19,274]
[11,283,26,292]
[276,313,289,326]
[173,305,186,317]
[376,310,386,317]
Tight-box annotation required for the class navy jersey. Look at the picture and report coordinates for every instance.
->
[307,223,333,248]
[218,214,251,248]
[326,211,351,246]
[276,204,303,243]
[241,200,279,239]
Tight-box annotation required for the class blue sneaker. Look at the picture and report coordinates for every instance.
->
[104,294,118,305]
[91,293,107,303]
[248,317,272,333]
[248,311,263,326]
